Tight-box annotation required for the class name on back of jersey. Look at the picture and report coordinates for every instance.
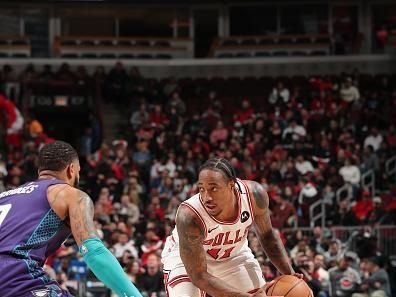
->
[0,183,39,199]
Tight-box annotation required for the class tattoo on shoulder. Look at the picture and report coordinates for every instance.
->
[250,181,268,210]
[177,206,204,244]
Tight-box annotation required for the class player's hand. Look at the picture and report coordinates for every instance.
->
[252,281,282,297]
[251,287,283,297]
[292,272,304,279]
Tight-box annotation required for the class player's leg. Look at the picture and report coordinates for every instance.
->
[166,279,204,297]
[218,258,266,293]
[164,266,204,297]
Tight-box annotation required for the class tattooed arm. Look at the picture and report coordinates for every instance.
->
[47,185,97,245]
[247,181,294,275]
[67,189,98,245]
[176,204,252,297]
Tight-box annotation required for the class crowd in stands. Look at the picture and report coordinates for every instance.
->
[0,62,395,297]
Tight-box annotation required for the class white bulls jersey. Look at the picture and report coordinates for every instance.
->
[162,179,259,276]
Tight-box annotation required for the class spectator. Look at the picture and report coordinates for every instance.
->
[329,255,361,297]
[269,81,290,105]
[340,77,360,104]
[115,194,140,225]
[138,253,165,297]
[210,120,228,144]
[366,197,386,225]
[113,232,139,260]
[313,253,330,297]
[283,119,307,143]
[295,155,315,175]
[271,192,297,228]
[339,158,361,186]
[352,190,374,222]
[324,240,343,266]
[364,128,383,152]
[126,259,141,286]
[332,199,360,226]
[352,257,391,297]
[130,103,149,131]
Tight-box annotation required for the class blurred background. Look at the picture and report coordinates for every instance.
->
[0,0,395,296]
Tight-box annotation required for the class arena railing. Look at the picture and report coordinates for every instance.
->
[361,169,376,196]
[336,183,353,205]
[309,198,325,228]
[386,155,396,184]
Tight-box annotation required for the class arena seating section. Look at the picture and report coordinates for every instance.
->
[53,36,194,59]
[0,36,31,58]
[211,34,331,58]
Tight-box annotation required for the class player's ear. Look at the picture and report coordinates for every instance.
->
[66,162,74,179]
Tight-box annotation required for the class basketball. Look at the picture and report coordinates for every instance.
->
[266,275,313,297]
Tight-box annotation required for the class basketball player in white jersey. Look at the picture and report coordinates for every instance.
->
[161,158,301,297]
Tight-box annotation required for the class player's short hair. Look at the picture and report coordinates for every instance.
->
[199,157,237,182]
[38,140,78,172]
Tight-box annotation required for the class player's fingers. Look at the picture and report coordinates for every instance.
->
[263,280,276,291]
[293,273,304,279]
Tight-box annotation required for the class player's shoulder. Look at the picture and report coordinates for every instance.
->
[48,184,90,205]
[241,179,269,211]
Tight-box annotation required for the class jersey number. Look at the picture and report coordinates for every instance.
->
[207,246,235,260]
[0,204,12,227]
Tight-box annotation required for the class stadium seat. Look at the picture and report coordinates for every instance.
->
[134,40,151,47]
[291,51,308,56]
[315,37,331,44]
[273,51,289,56]
[61,40,77,46]
[12,53,28,58]
[80,40,96,46]
[296,37,312,44]
[235,52,252,58]
[99,40,114,46]
[11,40,28,45]
[81,53,97,58]
[254,51,271,57]
[222,39,239,46]
[61,53,78,58]
[310,50,327,56]
[258,38,275,45]
[241,39,257,46]
[217,53,234,58]
[277,37,292,44]
[136,53,153,59]
[118,53,135,59]
[154,41,171,47]
[118,40,132,46]
[156,54,172,59]
[99,53,116,59]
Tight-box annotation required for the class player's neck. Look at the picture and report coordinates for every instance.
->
[38,171,64,181]
[215,191,238,222]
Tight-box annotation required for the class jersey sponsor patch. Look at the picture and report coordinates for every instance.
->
[241,211,250,223]
[31,288,49,297]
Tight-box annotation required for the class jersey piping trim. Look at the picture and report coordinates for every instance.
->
[181,202,208,237]
[240,180,255,222]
